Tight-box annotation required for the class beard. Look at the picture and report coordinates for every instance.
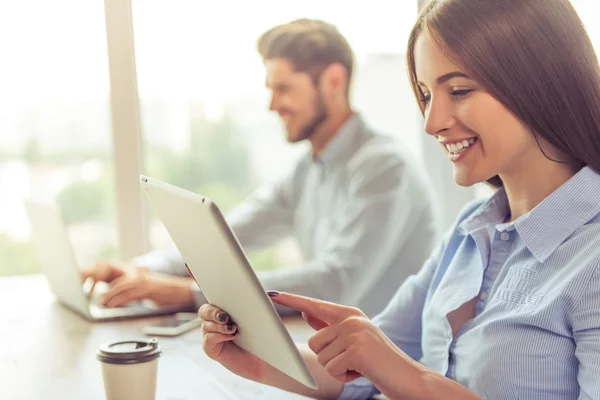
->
[289,92,328,143]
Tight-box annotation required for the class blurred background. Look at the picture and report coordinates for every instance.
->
[1,0,598,277]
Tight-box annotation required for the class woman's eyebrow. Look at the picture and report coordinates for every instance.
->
[417,71,472,87]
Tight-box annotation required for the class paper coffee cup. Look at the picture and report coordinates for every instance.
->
[97,338,161,400]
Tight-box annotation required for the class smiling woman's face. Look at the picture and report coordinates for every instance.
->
[414,29,539,187]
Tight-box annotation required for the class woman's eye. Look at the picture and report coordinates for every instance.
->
[451,89,472,98]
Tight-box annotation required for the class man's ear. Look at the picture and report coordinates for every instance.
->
[320,63,348,98]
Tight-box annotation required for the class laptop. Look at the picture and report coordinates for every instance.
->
[23,199,182,321]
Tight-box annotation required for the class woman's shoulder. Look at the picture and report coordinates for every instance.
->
[564,215,600,268]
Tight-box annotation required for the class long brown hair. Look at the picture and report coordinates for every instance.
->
[407,0,600,187]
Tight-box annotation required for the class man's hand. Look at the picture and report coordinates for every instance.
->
[80,260,132,296]
[81,260,196,308]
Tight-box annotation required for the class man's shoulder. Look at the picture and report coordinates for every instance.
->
[347,131,413,173]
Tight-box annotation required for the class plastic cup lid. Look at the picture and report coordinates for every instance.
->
[97,338,161,365]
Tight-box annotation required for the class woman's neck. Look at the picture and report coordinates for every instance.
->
[501,160,579,223]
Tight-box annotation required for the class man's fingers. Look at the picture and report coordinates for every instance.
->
[81,261,119,283]
[108,275,136,290]
[269,292,356,324]
[100,277,137,306]
[87,280,97,299]
[80,262,101,282]
[81,269,91,282]
[198,304,230,324]
[104,287,145,308]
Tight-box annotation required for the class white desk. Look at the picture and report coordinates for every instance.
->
[0,274,317,400]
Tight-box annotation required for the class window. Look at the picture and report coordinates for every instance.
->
[0,1,116,276]
[572,0,600,52]
[131,0,420,269]
[6,1,593,277]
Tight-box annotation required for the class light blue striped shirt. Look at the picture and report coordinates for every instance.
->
[341,166,600,399]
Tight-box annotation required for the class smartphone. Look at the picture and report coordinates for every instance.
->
[142,312,202,337]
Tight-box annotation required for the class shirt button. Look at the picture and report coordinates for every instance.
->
[480,291,488,300]
[500,232,510,241]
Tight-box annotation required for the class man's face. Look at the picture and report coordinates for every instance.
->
[265,58,328,143]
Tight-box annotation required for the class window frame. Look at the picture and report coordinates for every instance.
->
[104,0,148,259]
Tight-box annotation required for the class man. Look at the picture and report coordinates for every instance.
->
[82,18,439,317]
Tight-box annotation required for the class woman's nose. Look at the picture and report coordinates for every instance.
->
[424,97,455,136]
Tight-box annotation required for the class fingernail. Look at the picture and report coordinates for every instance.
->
[267,290,280,297]
[217,312,229,323]
[226,322,235,331]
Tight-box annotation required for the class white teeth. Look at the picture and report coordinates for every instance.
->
[445,138,477,154]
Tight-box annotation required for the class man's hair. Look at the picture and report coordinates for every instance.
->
[257,18,354,96]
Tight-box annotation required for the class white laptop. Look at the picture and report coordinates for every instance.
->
[23,199,183,321]
[140,175,318,389]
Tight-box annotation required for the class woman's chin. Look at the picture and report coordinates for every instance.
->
[452,169,481,187]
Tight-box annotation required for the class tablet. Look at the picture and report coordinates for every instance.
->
[140,175,318,389]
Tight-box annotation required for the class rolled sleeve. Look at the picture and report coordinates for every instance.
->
[130,244,188,276]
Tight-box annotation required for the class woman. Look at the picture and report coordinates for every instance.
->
[199,0,600,398]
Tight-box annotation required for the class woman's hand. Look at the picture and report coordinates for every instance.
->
[268,291,416,384]
[198,303,270,383]
[269,291,482,400]
[199,291,480,400]
[198,298,346,399]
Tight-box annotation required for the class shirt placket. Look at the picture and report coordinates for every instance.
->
[447,227,514,379]
[476,228,515,315]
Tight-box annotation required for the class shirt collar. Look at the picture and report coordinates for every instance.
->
[314,113,367,167]
[460,166,600,263]
[459,188,510,236]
